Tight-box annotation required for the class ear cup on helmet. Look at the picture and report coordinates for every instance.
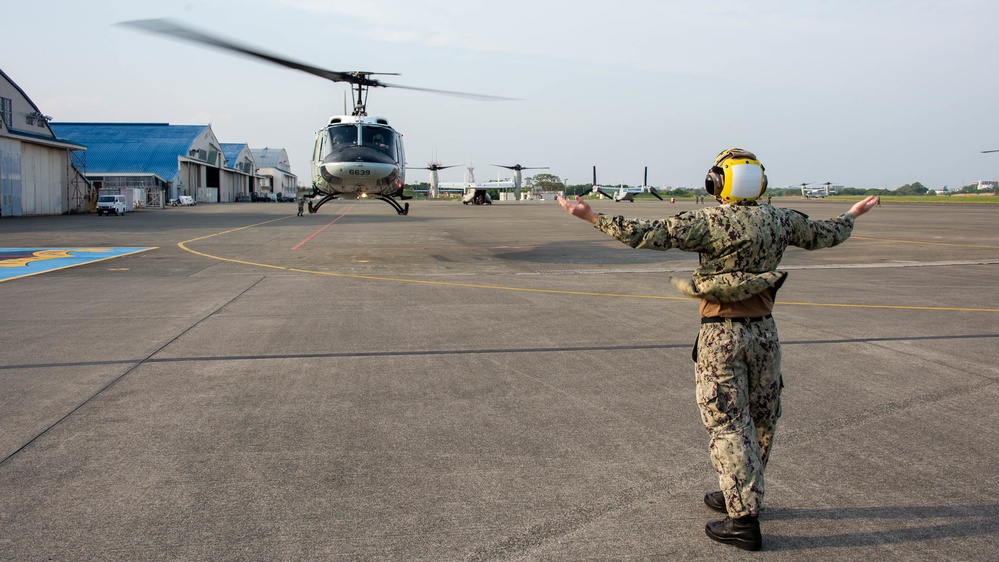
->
[705,167,724,196]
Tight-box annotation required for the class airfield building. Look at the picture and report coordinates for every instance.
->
[2,67,292,213]
[50,122,266,205]
[251,147,298,201]
[220,143,260,201]
[0,68,89,217]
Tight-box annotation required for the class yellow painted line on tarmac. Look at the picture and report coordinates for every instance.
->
[177,217,999,313]
[774,300,999,313]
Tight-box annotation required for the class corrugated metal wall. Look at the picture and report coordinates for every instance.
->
[0,138,69,217]
[0,137,23,217]
[20,143,68,215]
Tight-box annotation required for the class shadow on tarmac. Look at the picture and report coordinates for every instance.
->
[767,504,999,550]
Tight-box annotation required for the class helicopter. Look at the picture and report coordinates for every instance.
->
[796,181,838,198]
[119,18,510,215]
[436,166,515,205]
[591,166,664,202]
[409,162,460,199]
[491,164,549,200]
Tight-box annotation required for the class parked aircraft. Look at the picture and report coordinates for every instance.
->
[409,161,459,198]
[798,182,839,198]
[591,166,664,202]
[491,164,548,200]
[437,166,515,205]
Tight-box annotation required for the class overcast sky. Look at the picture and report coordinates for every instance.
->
[5,0,998,190]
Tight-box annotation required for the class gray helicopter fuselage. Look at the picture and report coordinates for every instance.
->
[311,114,406,198]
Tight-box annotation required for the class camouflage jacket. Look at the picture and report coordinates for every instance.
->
[594,203,855,302]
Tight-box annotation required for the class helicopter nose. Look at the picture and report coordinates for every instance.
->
[322,161,397,181]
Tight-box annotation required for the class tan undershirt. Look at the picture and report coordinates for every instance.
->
[700,291,774,319]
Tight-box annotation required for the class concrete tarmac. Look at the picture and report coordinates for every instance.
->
[1,198,997,560]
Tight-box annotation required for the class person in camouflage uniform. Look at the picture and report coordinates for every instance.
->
[557,148,879,551]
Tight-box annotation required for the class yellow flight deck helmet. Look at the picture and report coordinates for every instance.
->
[704,148,768,203]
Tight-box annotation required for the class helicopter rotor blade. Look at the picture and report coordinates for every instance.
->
[982,149,999,153]
[405,164,460,170]
[491,165,549,170]
[379,81,517,101]
[121,19,518,101]
[118,18,377,86]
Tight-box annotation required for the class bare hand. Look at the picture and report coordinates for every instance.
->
[557,195,599,224]
[848,196,880,219]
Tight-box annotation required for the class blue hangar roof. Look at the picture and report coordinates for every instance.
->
[220,143,249,167]
[49,123,209,182]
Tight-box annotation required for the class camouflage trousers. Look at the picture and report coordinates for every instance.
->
[694,317,782,518]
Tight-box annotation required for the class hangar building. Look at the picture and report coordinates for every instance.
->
[0,68,89,217]
[251,147,298,201]
[51,123,299,205]
[50,122,266,205]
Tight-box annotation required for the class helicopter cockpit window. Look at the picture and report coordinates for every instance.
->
[326,125,358,154]
[361,126,398,158]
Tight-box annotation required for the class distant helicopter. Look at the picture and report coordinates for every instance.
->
[410,162,460,199]
[591,166,664,202]
[119,19,510,215]
[796,181,838,198]
[491,164,549,200]
[435,166,515,205]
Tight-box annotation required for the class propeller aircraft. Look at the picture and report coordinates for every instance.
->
[118,18,511,215]
[410,162,460,199]
[491,164,549,200]
[436,166,515,205]
[797,182,839,198]
[591,166,664,202]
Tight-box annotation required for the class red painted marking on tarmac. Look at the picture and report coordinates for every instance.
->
[291,204,355,250]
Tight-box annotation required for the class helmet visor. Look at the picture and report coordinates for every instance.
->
[723,159,765,201]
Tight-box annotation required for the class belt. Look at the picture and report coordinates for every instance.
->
[700,314,772,325]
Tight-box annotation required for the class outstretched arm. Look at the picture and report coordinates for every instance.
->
[788,195,879,250]
[557,195,599,224]
[847,196,880,219]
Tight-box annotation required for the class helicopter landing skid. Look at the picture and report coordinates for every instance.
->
[307,195,338,214]
[376,196,409,215]
[308,194,409,215]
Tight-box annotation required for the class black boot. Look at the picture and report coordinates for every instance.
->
[705,515,762,551]
[703,491,726,514]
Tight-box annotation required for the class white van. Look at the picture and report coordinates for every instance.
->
[96,195,126,216]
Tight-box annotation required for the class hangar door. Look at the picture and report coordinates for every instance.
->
[0,138,22,217]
